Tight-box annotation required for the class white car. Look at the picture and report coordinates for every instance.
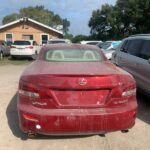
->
[80,40,102,45]
[10,40,41,59]
[47,39,71,44]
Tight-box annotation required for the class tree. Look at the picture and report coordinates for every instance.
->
[62,19,70,35]
[72,35,89,43]
[89,0,150,40]
[2,5,70,34]
[3,13,19,24]
[64,33,73,41]
[89,4,116,40]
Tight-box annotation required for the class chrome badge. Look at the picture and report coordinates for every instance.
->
[78,78,87,86]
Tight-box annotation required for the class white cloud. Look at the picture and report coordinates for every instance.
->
[0,0,117,35]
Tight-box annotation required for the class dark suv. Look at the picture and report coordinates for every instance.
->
[112,34,150,95]
[0,40,11,58]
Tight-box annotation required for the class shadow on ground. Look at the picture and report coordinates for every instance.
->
[6,93,28,140]
[137,91,150,124]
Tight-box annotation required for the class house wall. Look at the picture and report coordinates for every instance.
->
[0,21,63,45]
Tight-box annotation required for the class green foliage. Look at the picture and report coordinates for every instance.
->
[2,5,70,34]
[89,0,150,40]
[64,33,73,41]
[72,35,89,43]
[3,13,19,24]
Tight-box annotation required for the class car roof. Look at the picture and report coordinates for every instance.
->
[126,34,150,40]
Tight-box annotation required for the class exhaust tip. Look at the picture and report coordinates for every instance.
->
[28,133,37,138]
[121,130,129,133]
[98,134,106,137]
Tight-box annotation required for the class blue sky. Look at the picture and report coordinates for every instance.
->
[0,0,116,35]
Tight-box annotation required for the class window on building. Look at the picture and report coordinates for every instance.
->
[41,34,48,45]
[22,35,33,40]
[6,33,13,42]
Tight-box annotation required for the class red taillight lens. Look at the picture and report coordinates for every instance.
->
[10,46,16,48]
[107,87,136,106]
[19,81,56,109]
[26,46,33,49]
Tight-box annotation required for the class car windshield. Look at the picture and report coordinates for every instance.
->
[48,41,66,44]
[45,49,103,62]
[13,41,31,45]
[100,42,112,50]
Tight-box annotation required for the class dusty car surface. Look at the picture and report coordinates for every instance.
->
[18,44,137,137]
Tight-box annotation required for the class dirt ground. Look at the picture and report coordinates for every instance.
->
[0,64,150,150]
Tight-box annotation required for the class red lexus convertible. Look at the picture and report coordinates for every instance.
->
[18,44,137,137]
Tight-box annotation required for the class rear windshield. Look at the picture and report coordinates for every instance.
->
[13,41,31,45]
[48,41,66,44]
[45,49,103,62]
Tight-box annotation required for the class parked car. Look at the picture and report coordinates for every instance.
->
[97,41,121,60]
[112,34,150,95]
[80,40,102,45]
[10,40,40,59]
[0,40,10,58]
[47,39,71,44]
[18,44,137,137]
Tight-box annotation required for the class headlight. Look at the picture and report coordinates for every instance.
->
[122,89,136,97]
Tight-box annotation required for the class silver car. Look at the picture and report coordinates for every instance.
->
[112,35,150,95]
[0,40,10,58]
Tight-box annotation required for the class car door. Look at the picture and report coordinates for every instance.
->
[115,39,143,78]
[3,41,10,55]
[136,40,150,94]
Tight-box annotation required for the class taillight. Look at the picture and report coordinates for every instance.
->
[10,46,16,48]
[19,81,56,109]
[122,89,136,97]
[26,46,33,49]
[19,89,39,98]
[108,87,136,106]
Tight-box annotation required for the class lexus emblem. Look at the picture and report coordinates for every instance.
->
[78,78,87,86]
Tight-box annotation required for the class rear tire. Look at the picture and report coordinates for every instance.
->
[0,51,3,60]
[32,52,38,60]
[11,55,16,60]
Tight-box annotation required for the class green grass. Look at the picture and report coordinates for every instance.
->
[0,57,33,65]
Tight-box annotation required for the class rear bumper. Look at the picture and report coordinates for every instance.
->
[18,102,137,135]
[10,49,34,56]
